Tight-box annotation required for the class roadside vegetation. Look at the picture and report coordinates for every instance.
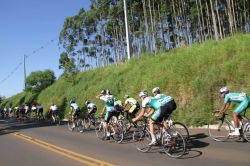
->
[1,34,250,127]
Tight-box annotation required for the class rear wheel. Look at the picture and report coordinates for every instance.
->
[162,129,186,158]
[243,123,250,142]
[208,117,231,142]
[77,119,84,132]
[133,126,152,153]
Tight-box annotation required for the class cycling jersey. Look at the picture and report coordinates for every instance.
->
[50,105,58,111]
[24,106,30,113]
[87,103,97,109]
[142,94,174,111]
[224,92,250,114]
[100,95,116,112]
[125,97,139,106]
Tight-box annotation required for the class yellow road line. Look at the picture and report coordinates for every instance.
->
[0,127,116,166]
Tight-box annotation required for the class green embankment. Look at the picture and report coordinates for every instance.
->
[1,34,250,126]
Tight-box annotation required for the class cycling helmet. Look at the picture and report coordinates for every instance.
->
[70,99,75,104]
[51,103,54,106]
[139,90,148,98]
[152,87,160,94]
[220,86,229,94]
[85,100,90,105]
[100,90,106,95]
[124,94,129,99]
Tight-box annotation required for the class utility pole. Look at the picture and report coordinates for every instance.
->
[124,0,131,60]
[24,55,26,90]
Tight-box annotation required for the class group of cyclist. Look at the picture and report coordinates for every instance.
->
[67,85,250,143]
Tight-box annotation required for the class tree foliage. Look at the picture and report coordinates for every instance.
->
[25,69,56,93]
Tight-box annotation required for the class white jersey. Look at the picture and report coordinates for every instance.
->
[31,106,37,111]
[50,105,58,111]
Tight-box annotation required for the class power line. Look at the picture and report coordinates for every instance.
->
[0,37,58,85]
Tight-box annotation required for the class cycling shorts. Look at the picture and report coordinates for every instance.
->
[151,100,176,122]
[104,111,117,123]
[235,99,250,114]
[52,110,58,115]
[88,108,97,115]
[128,104,140,114]
[72,108,80,117]
[38,108,43,113]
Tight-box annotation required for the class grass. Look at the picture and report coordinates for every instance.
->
[1,34,250,126]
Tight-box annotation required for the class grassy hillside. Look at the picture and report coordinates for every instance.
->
[1,34,250,126]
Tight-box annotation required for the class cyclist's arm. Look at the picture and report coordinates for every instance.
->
[133,107,146,122]
[101,106,106,115]
[146,108,155,117]
[218,102,231,115]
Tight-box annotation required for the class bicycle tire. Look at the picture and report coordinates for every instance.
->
[95,122,106,140]
[56,116,60,126]
[111,122,124,143]
[243,123,250,142]
[83,118,91,129]
[77,119,84,132]
[171,122,189,142]
[208,117,231,142]
[133,126,152,153]
[162,129,186,158]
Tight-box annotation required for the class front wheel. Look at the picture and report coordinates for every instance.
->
[111,122,124,143]
[133,126,152,153]
[162,129,186,158]
[207,117,231,142]
[95,122,106,140]
[171,122,189,142]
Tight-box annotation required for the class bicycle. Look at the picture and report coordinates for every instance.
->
[19,113,30,123]
[37,113,44,123]
[51,114,60,126]
[132,116,186,158]
[82,113,97,129]
[95,115,124,143]
[67,115,84,132]
[208,110,250,142]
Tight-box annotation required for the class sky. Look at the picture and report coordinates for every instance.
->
[0,0,91,98]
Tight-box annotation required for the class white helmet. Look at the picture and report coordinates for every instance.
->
[124,94,129,99]
[152,87,160,94]
[220,86,229,94]
[139,90,148,98]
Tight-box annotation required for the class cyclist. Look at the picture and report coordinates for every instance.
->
[36,104,44,119]
[18,104,25,120]
[114,98,123,117]
[31,105,37,118]
[123,94,140,119]
[132,89,176,146]
[96,89,116,140]
[8,106,13,118]
[24,104,30,118]
[69,99,81,129]
[85,100,97,125]
[215,86,250,136]
[48,103,59,123]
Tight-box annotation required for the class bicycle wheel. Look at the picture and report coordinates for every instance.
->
[171,122,189,142]
[162,129,186,158]
[111,122,124,143]
[83,118,91,129]
[56,116,60,126]
[68,119,74,131]
[133,126,152,153]
[243,123,250,142]
[77,119,84,132]
[95,122,106,140]
[208,117,231,142]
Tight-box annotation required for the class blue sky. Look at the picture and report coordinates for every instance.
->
[0,0,91,98]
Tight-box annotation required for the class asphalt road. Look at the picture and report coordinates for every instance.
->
[0,118,249,166]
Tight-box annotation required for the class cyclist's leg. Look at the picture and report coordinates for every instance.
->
[149,109,164,145]
[128,105,137,119]
[104,112,113,138]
